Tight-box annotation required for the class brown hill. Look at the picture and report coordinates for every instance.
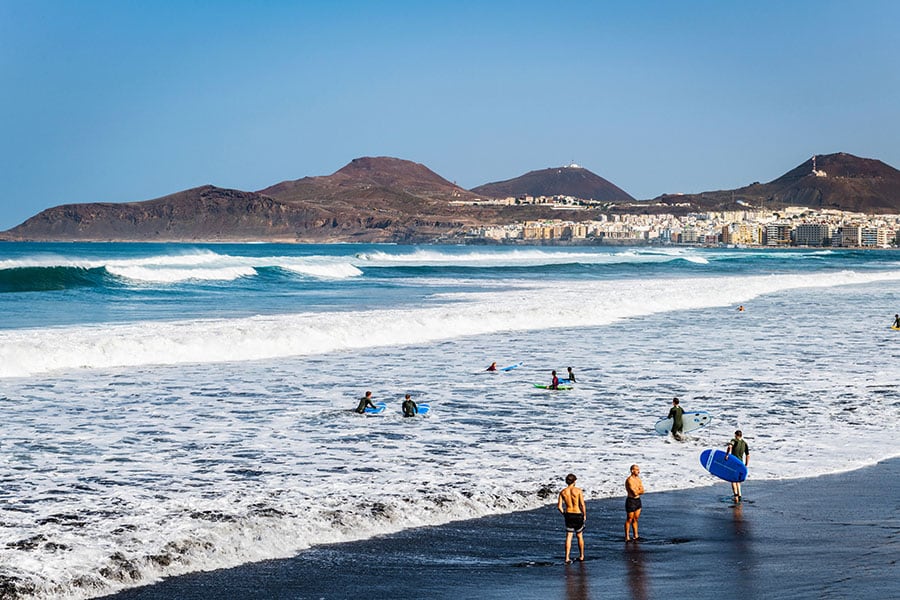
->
[2,158,517,243]
[652,153,900,214]
[471,165,635,202]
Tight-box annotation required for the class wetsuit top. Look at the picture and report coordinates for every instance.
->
[356,397,376,413]
[728,438,749,461]
[894,316,900,327]
[668,405,684,429]
[402,400,418,416]
[567,370,576,383]
[486,364,497,371]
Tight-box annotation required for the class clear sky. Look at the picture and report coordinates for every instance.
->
[2,1,898,229]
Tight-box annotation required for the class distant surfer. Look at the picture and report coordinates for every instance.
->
[625,464,644,541]
[557,473,586,563]
[486,362,498,371]
[355,391,377,414]
[668,397,685,440]
[737,305,745,312]
[893,314,900,328]
[566,367,576,383]
[725,430,750,501]
[401,394,418,417]
[550,370,560,390]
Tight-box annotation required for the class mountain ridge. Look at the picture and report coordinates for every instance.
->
[3,153,899,242]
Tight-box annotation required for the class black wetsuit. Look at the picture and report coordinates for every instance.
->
[356,396,376,414]
[402,399,418,417]
[668,405,684,436]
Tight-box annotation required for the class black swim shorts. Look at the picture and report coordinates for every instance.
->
[625,496,642,513]
[564,512,585,533]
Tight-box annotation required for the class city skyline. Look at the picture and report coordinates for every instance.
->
[2,1,899,230]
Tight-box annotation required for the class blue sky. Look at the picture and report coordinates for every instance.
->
[1,1,898,229]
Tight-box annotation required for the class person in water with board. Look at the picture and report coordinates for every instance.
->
[557,473,585,562]
[401,394,418,417]
[549,370,560,390]
[668,397,685,440]
[737,305,745,312]
[566,366,576,383]
[486,362,498,371]
[893,314,900,328]
[355,391,378,414]
[725,430,750,501]
[625,464,644,541]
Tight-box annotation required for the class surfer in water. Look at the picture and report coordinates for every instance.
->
[486,362,498,371]
[550,370,560,390]
[668,397,685,440]
[893,314,900,328]
[625,464,644,541]
[557,473,585,563]
[355,391,378,414]
[725,430,750,501]
[566,367,576,383]
[401,394,418,417]
[737,305,745,312]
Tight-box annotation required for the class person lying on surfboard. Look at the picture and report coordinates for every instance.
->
[486,362,498,371]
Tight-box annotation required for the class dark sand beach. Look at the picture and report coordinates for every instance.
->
[107,458,898,600]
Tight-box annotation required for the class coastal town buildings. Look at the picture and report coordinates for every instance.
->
[466,204,900,247]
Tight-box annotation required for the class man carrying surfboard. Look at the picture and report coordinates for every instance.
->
[355,391,378,414]
[557,473,585,563]
[725,430,750,501]
[625,465,644,541]
[668,398,685,440]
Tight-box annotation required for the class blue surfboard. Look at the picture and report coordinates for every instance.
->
[700,449,747,483]
[501,362,524,371]
[364,402,387,415]
[401,403,430,416]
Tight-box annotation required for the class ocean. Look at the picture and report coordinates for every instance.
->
[1,242,899,599]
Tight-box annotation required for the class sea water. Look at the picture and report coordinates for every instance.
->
[1,243,899,598]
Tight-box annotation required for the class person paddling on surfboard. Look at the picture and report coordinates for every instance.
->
[401,394,418,417]
[549,370,560,390]
[557,473,585,563]
[355,391,377,414]
[725,430,750,501]
[668,397,685,440]
[486,362,498,371]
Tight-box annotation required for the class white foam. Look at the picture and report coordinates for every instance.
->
[2,269,900,379]
[106,265,258,283]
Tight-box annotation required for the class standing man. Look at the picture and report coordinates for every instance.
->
[625,464,644,541]
[401,394,418,417]
[725,430,750,501]
[355,391,377,414]
[668,397,685,440]
[557,473,586,563]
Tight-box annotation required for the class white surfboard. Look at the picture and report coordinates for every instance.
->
[654,410,712,435]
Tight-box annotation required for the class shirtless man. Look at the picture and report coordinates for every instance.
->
[625,464,644,541]
[557,473,586,562]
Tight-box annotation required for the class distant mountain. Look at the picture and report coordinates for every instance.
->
[471,164,635,202]
[652,153,900,214]
[3,153,899,243]
[2,158,514,243]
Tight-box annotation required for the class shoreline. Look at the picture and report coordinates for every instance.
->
[105,457,899,600]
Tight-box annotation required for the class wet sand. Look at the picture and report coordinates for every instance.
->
[107,458,899,600]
